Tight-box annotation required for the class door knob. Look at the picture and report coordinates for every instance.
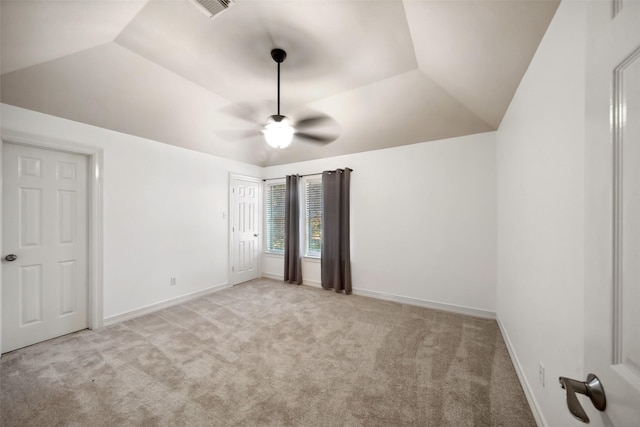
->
[253,233,259,237]
[4,254,17,262]
[559,373,606,423]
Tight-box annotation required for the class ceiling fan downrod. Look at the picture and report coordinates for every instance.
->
[263,48,294,148]
[271,48,287,119]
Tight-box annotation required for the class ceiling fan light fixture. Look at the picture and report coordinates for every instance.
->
[262,115,294,149]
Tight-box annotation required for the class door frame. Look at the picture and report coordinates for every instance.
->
[228,173,261,286]
[0,129,104,355]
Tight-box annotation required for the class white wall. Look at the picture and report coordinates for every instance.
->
[496,1,586,426]
[0,104,261,319]
[264,132,497,315]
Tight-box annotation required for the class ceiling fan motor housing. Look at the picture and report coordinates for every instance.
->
[270,114,287,123]
[271,49,287,63]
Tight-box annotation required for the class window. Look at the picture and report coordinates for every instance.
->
[265,182,285,253]
[303,177,323,257]
[264,177,323,257]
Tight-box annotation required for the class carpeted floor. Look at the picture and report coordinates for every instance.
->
[1,278,535,426]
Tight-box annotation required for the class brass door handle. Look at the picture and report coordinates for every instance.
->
[559,374,606,423]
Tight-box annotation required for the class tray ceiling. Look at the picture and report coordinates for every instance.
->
[1,0,559,166]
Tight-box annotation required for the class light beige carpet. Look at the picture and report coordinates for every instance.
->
[1,279,535,426]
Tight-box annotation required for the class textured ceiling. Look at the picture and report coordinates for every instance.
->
[0,0,559,166]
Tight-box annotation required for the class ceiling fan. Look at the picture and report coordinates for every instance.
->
[221,48,339,149]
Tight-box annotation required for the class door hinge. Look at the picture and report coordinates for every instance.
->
[232,266,234,272]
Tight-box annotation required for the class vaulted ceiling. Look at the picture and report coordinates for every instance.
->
[1,0,559,166]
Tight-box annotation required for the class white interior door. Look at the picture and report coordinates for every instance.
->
[231,176,260,285]
[2,143,88,353]
[583,1,640,425]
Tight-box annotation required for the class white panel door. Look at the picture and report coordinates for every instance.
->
[2,143,88,353]
[231,177,260,285]
[583,1,640,425]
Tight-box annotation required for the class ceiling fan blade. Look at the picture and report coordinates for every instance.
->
[215,129,260,141]
[219,102,273,124]
[295,132,337,144]
[219,104,258,123]
[295,115,332,129]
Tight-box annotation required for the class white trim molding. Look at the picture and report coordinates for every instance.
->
[261,272,284,282]
[104,282,231,326]
[496,314,546,427]
[260,274,495,319]
[261,272,322,288]
[352,288,496,319]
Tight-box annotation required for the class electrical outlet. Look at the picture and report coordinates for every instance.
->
[170,277,176,286]
[538,362,545,387]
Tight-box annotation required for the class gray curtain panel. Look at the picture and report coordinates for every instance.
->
[321,168,352,294]
[284,175,303,284]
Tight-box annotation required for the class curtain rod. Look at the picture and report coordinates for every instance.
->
[262,168,353,182]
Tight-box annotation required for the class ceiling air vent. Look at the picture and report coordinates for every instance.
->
[189,0,234,19]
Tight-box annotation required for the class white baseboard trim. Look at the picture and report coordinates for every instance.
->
[302,279,322,288]
[260,274,495,319]
[104,282,231,326]
[352,288,496,319]
[261,272,322,288]
[261,272,283,282]
[496,314,546,427]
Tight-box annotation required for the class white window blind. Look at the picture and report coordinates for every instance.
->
[266,183,285,253]
[304,178,323,257]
